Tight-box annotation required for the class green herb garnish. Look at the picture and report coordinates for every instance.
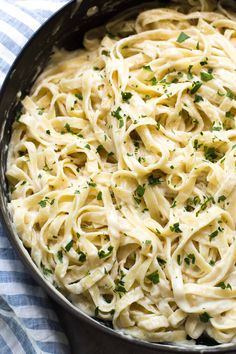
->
[65,240,73,252]
[148,174,162,185]
[98,245,113,259]
[75,93,83,100]
[78,251,86,263]
[190,81,202,94]
[184,253,195,265]
[135,185,145,198]
[121,91,132,102]
[194,95,203,103]
[216,282,232,290]
[177,32,190,43]
[41,262,53,276]
[57,250,63,263]
[97,191,102,200]
[111,106,124,128]
[199,312,212,323]
[170,222,182,233]
[209,230,218,242]
[143,65,153,72]
[201,71,214,81]
[146,270,160,284]
[218,195,226,202]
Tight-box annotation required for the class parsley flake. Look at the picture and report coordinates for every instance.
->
[190,81,202,94]
[201,71,214,81]
[65,240,73,252]
[146,270,160,284]
[135,185,145,198]
[170,222,182,233]
[199,312,212,323]
[209,230,218,242]
[177,32,190,43]
[97,191,103,200]
[98,245,113,259]
[121,91,132,102]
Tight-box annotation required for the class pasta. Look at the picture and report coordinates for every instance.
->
[7,0,236,344]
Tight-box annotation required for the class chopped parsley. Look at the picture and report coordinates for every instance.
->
[204,146,222,163]
[78,251,86,263]
[145,240,152,245]
[212,124,222,131]
[37,108,44,115]
[135,185,145,198]
[97,191,103,200]
[187,65,193,80]
[111,106,124,128]
[216,282,232,290]
[190,81,202,94]
[75,93,83,100]
[121,91,132,102]
[114,275,127,297]
[184,253,195,265]
[10,185,16,193]
[200,58,208,66]
[194,95,203,103]
[98,245,113,259]
[96,144,104,153]
[196,196,214,216]
[226,90,234,100]
[148,174,162,185]
[218,195,226,202]
[41,263,53,276]
[157,257,166,267]
[200,71,214,81]
[143,65,153,72]
[225,111,234,120]
[38,197,54,208]
[177,254,182,265]
[65,240,73,252]
[170,222,182,233]
[150,77,158,85]
[101,50,110,56]
[57,250,63,263]
[146,270,160,284]
[87,180,96,187]
[199,312,212,323]
[193,139,202,150]
[85,144,91,150]
[209,230,218,242]
[65,123,72,133]
[176,32,190,43]
[217,90,225,97]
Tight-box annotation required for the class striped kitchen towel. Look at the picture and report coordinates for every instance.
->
[0,1,71,353]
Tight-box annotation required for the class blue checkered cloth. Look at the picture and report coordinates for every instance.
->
[0,1,71,353]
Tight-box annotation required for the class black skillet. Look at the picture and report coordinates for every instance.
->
[0,0,236,353]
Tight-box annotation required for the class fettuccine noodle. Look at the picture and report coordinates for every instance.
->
[7,0,236,344]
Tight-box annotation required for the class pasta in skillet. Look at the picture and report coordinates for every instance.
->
[7,0,236,344]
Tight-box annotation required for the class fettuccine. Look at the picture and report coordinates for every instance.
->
[7,0,236,344]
